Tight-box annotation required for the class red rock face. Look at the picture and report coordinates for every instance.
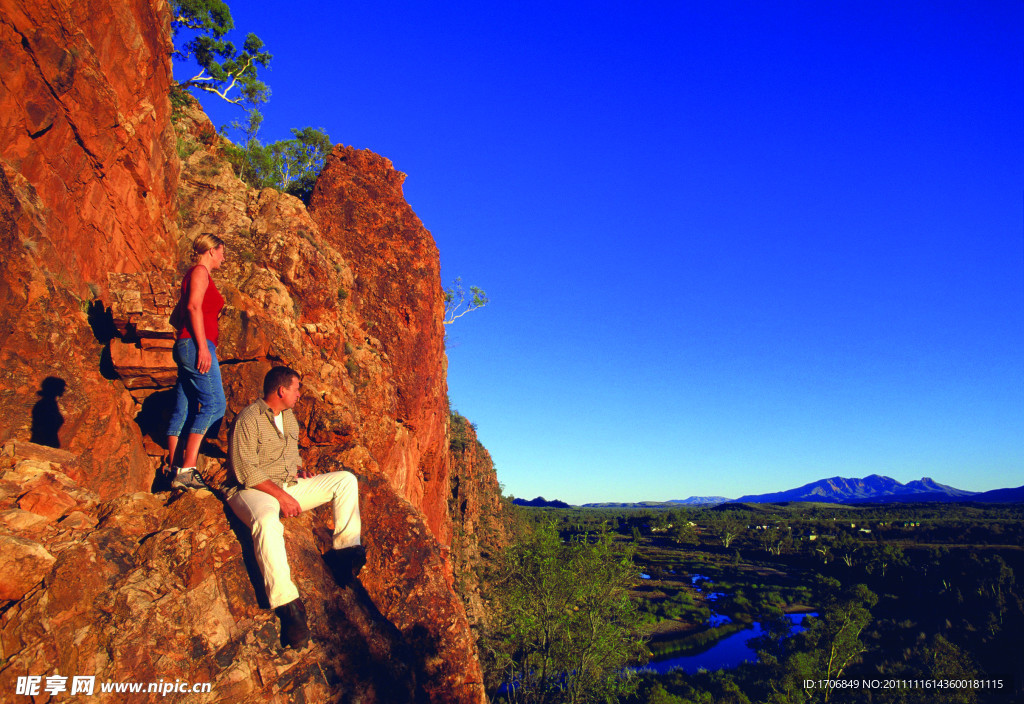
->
[0,0,179,497]
[0,0,179,283]
[448,414,511,644]
[359,473,486,703]
[310,147,453,546]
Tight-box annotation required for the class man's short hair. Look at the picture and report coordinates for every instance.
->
[263,366,301,398]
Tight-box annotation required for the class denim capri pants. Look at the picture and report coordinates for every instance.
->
[167,338,227,437]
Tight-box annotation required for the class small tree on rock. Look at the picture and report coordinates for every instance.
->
[444,277,488,325]
[277,127,333,201]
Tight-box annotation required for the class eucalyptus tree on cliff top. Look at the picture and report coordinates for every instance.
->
[171,0,271,107]
[218,109,332,201]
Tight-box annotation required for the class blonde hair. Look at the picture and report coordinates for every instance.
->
[191,233,224,262]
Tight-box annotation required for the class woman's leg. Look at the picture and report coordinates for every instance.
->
[189,341,226,434]
[176,340,226,473]
[166,339,192,469]
[179,432,206,470]
[166,435,179,469]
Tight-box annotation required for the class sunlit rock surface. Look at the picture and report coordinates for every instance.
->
[0,0,496,700]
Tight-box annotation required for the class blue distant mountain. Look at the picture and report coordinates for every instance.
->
[512,496,572,508]
[581,497,733,508]
[735,474,978,504]
[667,496,734,506]
[967,484,1024,503]
[522,477,1021,510]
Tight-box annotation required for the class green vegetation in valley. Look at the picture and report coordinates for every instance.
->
[482,523,647,704]
[487,501,1023,703]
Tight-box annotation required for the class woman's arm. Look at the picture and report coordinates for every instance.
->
[185,265,213,373]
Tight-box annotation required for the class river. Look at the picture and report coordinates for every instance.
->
[637,612,811,675]
[636,573,815,675]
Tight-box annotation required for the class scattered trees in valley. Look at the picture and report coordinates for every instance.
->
[713,516,745,549]
[752,579,878,704]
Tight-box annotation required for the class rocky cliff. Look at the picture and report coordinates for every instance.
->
[0,0,499,701]
[0,0,178,499]
[446,414,510,654]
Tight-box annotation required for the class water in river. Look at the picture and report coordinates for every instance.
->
[637,573,815,675]
[637,612,811,675]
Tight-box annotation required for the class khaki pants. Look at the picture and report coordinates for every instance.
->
[228,471,361,608]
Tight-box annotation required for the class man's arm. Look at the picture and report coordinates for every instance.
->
[285,409,306,479]
[250,480,302,517]
[231,408,302,516]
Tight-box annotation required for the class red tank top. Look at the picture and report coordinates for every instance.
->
[177,265,225,346]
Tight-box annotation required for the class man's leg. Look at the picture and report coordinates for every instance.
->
[285,471,361,550]
[227,489,300,608]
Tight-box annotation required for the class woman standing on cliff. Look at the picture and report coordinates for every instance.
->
[166,233,228,489]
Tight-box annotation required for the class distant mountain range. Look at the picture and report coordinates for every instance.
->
[583,496,732,508]
[512,496,572,508]
[735,474,980,504]
[957,484,1024,503]
[558,475,1024,508]
[670,496,735,506]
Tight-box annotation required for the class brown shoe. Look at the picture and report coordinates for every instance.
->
[324,545,367,584]
[274,598,310,649]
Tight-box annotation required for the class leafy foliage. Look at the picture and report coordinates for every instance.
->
[484,523,647,704]
[221,110,332,200]
[171,0,271,107]
[712,515,745,548]
[276,126,333,201]
[760,579,877,703]
[449,411,478,453]
[444,277,488,325]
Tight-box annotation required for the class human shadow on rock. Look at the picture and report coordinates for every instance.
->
[87,300,119,380]
[30,376,66,448]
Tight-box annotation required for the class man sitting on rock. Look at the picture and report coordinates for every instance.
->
[227,366,366,649]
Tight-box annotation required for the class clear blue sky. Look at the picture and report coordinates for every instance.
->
[177,1,1024,504]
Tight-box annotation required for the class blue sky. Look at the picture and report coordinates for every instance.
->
[177,1,1023,504]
